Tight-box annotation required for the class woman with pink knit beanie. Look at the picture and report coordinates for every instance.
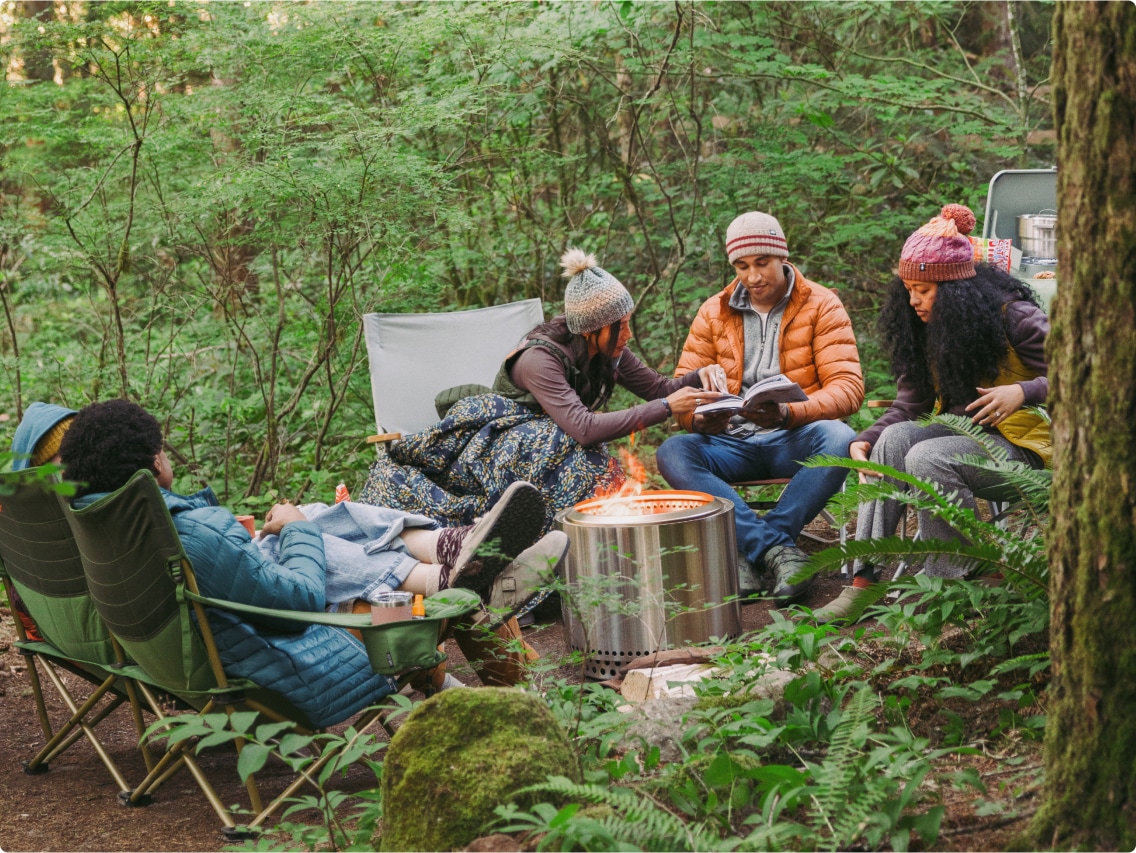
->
[812,204,1052,624]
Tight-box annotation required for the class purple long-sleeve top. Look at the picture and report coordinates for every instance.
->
[507,340,702,447]
[859,300,1049,448]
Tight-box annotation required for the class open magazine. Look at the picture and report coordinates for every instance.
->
[694,373,807,415]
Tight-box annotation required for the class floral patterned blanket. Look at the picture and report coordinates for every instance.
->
[359,393,623,533]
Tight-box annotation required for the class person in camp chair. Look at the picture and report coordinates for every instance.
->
[4,402,78,642]
[58,400,561,723]
[656,210,864,605]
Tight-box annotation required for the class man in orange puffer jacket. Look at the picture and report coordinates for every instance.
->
[657,211,864,604]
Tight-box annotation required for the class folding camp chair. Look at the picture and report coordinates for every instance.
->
[63,469,479,839]
[360,299,552,629]
[0,470,155,792]
[363,299,544,442]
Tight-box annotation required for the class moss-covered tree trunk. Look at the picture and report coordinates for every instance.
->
[1031,2,1136,849]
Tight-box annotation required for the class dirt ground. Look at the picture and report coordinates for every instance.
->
[0,536,1041,853]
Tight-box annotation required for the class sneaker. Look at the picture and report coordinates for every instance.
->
[811,585,873,625]
[437,481,546,600]
[764,544,814,605]
[477,531,568,630]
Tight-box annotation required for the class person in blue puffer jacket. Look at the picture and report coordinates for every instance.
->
[59,400,539,728]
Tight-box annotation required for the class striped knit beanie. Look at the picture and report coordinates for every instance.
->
[725,211,789,263]
[898,204,977,282]
[561,248,635,335]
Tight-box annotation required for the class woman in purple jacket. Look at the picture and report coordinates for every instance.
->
[361,248,724,532]
[814,204,1050,623]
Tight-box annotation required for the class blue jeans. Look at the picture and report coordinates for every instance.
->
[656,420,855,565]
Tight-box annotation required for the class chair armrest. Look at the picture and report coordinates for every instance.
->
[182,588,480,675]
[866,399,895,409]
[366,433,402,444]
[182,588,479,629]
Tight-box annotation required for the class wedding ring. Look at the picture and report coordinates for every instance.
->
[994,411,1001,418]
[696,398,702,405]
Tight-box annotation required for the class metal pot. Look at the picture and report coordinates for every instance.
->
[1018,210,1057,258]
[556,491,741,680]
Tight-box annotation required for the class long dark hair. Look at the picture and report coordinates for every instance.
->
[529,315,619,410]
[878,263,1041,409]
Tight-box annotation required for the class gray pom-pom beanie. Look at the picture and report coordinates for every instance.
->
[560,247,635,334]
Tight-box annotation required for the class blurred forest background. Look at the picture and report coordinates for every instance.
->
[0,0,1055,507]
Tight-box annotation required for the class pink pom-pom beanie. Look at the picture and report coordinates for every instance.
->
[898,203,977,282]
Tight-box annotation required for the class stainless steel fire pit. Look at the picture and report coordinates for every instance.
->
[555,490,741,680]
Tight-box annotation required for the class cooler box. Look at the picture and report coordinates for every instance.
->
[982,168,1058,311]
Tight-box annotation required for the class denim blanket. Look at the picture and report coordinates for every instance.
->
[257,501,438,606]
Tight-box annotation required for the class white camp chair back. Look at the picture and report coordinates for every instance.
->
[363,299,545,441]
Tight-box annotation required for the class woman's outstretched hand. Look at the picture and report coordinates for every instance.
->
[667,386,726,421]
[967,384,1026,427]
[850,439,876,484]
[697,364,729,393]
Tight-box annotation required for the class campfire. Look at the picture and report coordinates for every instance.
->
[586,433,716,518]
[574,490,720,519]
[553,435,742,679]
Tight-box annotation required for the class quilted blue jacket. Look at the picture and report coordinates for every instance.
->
[80,486,396,728]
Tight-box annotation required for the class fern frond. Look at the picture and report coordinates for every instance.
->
[796,535,1046,592]
[810,685,874,818]
[808,686,900,850]
[515,777,725,851]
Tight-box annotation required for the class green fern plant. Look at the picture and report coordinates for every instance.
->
[806,684,879,846]
[788,683,950,852]
[801,411,1051,601]
[492,777,731,852]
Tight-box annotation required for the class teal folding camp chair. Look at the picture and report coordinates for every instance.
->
[63,469,478,839]
[0,469,155,792]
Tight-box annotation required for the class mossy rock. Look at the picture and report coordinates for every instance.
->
[380,687,581,852]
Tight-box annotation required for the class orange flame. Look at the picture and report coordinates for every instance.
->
[591,432,651,513]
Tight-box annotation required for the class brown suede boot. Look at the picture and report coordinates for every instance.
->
[452,616,539,687]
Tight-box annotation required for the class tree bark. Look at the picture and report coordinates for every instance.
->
[1031,2,1136,849]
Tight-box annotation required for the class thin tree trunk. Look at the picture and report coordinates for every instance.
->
[1030,2,1136,849]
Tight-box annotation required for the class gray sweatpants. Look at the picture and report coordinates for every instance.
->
[854,421,1039,578]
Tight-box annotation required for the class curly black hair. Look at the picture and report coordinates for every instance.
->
[529,314,618,410]
[58,399,163,498]
[878,263,1041,410]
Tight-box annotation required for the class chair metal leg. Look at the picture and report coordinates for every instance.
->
[23,660,133,792]
[20,652,55,746]
[123,685,239,829]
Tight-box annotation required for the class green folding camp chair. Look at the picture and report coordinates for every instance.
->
[63,469,479,839]
[0,469,155,792]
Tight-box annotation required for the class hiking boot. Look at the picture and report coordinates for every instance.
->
[812,585,873,625]
[436,481,546,600]
[477,530,569,630]
[736,551,765,603]
[764,544,813,605]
